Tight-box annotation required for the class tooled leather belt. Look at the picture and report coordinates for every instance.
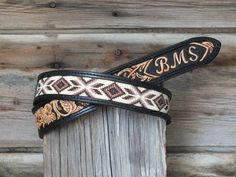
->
[32,37,221,138]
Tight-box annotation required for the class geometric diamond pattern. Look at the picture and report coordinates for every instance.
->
[35,76,170,114]
[102,83,125,99]
[52,77,71,93]
[153,95,166,110]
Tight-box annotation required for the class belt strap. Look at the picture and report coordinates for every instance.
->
[33,71,171,120]
[32,37,221,138]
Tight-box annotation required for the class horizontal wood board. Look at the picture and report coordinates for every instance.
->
[0,0,235,31]
[0,153,235,177]
[0,33,235,152]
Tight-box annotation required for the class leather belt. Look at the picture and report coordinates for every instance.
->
[32,37,221,138]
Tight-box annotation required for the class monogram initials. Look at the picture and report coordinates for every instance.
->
[116,41,215,81]
[155,57,170,74]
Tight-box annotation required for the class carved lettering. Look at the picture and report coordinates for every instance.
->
[190,42,214,61]
[170,50,188,69]
[116,41,214,82]
[189,46,199,61]
[155,57,170,74]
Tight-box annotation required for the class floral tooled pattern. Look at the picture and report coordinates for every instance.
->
[35,103,56,129]
[35,100,83,129]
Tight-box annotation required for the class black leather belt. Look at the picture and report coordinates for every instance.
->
[32,37,221,138]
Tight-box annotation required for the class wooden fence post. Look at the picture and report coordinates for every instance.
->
[44,106,167,177]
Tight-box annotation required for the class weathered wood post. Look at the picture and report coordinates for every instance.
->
[44,106,167,177]
[35,36,220,177]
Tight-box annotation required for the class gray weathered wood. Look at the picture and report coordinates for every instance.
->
[44,106,167,177]
[0,152,236,177]
[0,0,234,175]
[0,153,43,177]
[0,33,235,70]
[0,0,235,31]
[0,33,236,152]
[167,153,236,177]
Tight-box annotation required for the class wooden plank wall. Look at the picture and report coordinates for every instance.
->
[0,0,236,176]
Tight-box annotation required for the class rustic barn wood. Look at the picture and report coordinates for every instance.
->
[1,152,236,177]
[44,107,167,177]
[0,33,235,153]
[0,0,235,175]
[0,33,235,70]
[0,0,235,31]
[0,153,43,177]
[167,153,236,177]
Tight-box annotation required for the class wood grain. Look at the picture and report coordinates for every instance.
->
[0,153,235,177]
[0,71,41,148]
[0,33,235,70]
[167,153,236,177]
[0,0,234,175]
[0,0,235,31]
[0,33,235,152]
[44,107,167,177]
[0,153,43,177]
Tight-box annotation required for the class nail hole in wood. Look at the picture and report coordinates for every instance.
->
[49,2,56,8]
[13,98,20,105]
[50,62,62,69]
[114,49,122,56]
[112,11,119,17]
